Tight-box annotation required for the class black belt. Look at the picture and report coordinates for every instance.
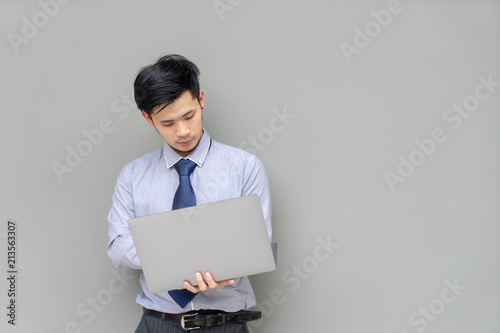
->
[143,308,261,330]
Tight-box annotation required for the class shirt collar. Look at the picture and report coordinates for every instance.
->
[162,129,211,168]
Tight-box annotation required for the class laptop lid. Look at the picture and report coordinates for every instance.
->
[128,194,276,293]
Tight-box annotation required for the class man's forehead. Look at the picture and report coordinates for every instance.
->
[152,103,169,116]
[152,91,198,116]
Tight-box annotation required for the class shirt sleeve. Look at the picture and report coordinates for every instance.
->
[106,165,142,270]
[241,155,272,241]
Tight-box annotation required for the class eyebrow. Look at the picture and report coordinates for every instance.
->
[158,110,195,124]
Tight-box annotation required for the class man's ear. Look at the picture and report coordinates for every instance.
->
[199,90,205,109]
[142,111,155,127]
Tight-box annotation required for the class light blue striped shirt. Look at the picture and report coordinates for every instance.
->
[107,130,272,313]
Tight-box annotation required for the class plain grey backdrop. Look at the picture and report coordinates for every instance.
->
[1,0,499,332]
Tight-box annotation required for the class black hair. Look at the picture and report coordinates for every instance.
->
[134,54,201,116]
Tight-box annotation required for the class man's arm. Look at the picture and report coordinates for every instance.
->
[107,166,141,270]
[184,154,272,292]
[242,155,272,241]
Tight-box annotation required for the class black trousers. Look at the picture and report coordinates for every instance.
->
[135,313,250,333]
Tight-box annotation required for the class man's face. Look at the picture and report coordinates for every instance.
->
[142,90,204,157]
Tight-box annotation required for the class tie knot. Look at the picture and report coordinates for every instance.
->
[174,159,197,176]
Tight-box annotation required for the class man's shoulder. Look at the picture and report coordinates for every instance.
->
[210,140,257,160]
[121,146,163,172]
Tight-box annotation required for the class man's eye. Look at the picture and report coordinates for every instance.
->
[164,123,172,127]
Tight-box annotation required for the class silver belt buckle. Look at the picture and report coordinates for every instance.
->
[181,313,200,331]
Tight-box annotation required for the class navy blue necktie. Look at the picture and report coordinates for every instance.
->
[168,159,198,308]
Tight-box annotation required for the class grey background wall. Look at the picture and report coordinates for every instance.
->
[1,0,499,332]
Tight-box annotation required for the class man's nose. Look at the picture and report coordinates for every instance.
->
[177,121,190,137]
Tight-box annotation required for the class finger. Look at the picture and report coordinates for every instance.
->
[196,272,208,291]
[217,278,234,286]
[205,273,235,288]
[204,272,218,289]
[183,280,199,294]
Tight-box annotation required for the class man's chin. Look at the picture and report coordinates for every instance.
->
[171,139,199,156]
[172,146,192,157]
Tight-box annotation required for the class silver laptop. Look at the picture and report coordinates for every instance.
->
[128,194,276,293]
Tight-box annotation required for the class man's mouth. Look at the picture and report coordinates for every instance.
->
[177,138,194,146]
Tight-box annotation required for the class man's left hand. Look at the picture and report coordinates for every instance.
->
[183,272,235,293]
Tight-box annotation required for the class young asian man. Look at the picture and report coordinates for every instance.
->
[107,54,272,332]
